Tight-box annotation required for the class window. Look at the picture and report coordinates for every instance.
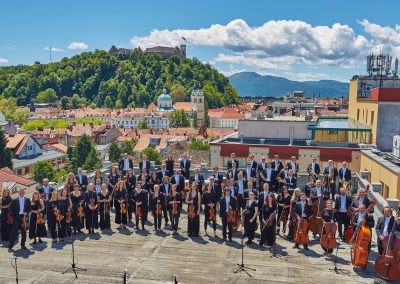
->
[371,111,374,125]
[365,110,368,124]
[357,109,360,121]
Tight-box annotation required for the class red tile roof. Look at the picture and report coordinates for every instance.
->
[0,167,36,192]
[173,102,193,112]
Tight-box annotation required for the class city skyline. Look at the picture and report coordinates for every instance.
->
[2,0,400,82]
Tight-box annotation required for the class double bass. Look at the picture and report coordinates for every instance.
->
[351,222,372,269]
[345,199,377,244]
[287,200,297,239]
[308,196,323,236]
[374,212,400,281]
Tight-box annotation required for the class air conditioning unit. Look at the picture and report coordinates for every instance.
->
[393,135,400,158]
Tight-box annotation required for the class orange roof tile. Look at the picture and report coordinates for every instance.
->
[6,134,27,149]
[0,167,36,190]
[133,134,151,152]
[173,102,193,112]
[50,143,68,153]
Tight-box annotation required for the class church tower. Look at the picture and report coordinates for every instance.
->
[190,85,205,123]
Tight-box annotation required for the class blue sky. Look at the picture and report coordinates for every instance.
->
[2,0,400,82]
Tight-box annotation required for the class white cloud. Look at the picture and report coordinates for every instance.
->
[68,42,88,50]
[0,57,8,64]
[283,71,330,81]
[43,46,64,52]
[132,19,369,70]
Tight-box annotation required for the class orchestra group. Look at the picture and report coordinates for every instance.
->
[1,152,399,280]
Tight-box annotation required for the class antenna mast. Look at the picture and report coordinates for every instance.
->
[49,45,52,63]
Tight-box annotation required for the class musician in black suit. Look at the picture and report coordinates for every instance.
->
[351,188,371,213]
[165,156,174,177]
[189,168,205,193]
[119,153,134,176]
[227,152,239,170]
[211,166,223,187]
[293,193,312,250]
[219,187,238,242]
[8,188,31,252]
[171,169,184,192]
[271,154,283,172]
[287,156,300,177]
[257,157,268,184]
[277,164,289,192]
[180,154,191,179]
[258,183,270,224]
[248,154,258,170]
[285,169,297,193]
[352,205,375,238]
[234,172,247,210]
[37,178,54,202]
[139,154,151,174]
[243,161,257,187]
[160,176,172,225]
[338,161,352,182]
[261,162,276,192]
[323,160,338,200]
[76,167,88,192]
[227,163,239,181]
[209,176,222,201]
[310,180,330,202]
[335,187,352,240]
[376,206,399,255]
[157,163,170,181]
[227,179,239,199]
[307,157,321,179]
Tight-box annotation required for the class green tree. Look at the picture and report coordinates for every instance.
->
[138,119,148,129]
[53,169,68,183]
[192,112,198,128]
[122,139,137,155]
[32,161,55,183]
[0,129,12,169]
[13,108,30,125]
[36,88,57,103]
[68,134,100,172]
[169,109,190,128]
[108,142,122,162]
[104,95,113,108]
[71,94,81,109]
[170,83,187,102]
[189,137,209,150]
[141,147,162,165]
[60,96,70,109]
[83,148,102,172]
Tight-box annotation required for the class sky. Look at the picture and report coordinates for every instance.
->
[2,0,400,82]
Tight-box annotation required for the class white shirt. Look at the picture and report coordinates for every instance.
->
[266,168,272,181]
[225,196,230,212]
[357,213,365,225]
[311,163,315,172]
[175,175,180,182]
[301,202,305,215]
[383,216,391,237]
[124,159,129,171]
[274,161,279,171]
[340,195,347,212]
[164,184,169,194]
[316,187,322,197]
[230,186,235,197]
[238,180,244,194]
[142,160,147,169]
[43,186,50,200]
[194,174,198,181]
[291,162,296,173]
[78,174,82,184]
[342,167,346,179]
[95,185,101,194]
[18,197,25,214]
[246,168,251,178]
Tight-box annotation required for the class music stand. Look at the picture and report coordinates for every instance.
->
[62,226,87,278]
[234,227,256,277]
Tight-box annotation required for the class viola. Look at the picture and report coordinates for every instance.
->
[188,204,196,219]
[172,202,179,216]
[37,211,45,225]
[320,221,337,250]
[294,217,309,245]
[281,206,290,224]
[262,212,276,231]
[351,223,372,269]
[208,206,216,221]
[135,203,142,217]
[120,201,127,214]
[6,212,13,224]
[374,214,400,281]
[21,214,29,229]
[55,209,64,222]
[156,202,163,216]
[287,200,297,239]
[77,205,85,220]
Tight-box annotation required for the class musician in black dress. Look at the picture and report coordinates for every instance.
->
[28,191,46,244]
[219,187,238,242]
[287,188,302,240]
[47,191,59,242]
[98,184,112,230]
[59,188,72,240]
[125,168,136,222]
[84,183,98,234]
[202,183,217,237]
[149,172,160,193]
[0,188,12,242]
[150,184,164,231]
[132,184,147,230]
[168,184,182,234]
[92,169,103,184]
[186,183,201,237]
[66,172,78,193]
[114,180,128,229]
[107,166,119,208]
[259,194,277,249]
[277,186,291,235]
[243,191,258,245]
[321,200,336,256]
[70,184,84,234]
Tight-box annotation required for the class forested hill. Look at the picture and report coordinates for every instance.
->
[0,50,239,109]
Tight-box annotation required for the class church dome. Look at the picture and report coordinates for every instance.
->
[157,89,172,102]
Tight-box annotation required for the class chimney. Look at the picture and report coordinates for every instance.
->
[72,122,76,126]
[90,123,94,128]
[83,122,86,126]
[68,126,73,131]
[50,127,54,130]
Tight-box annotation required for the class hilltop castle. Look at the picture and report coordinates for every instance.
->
[109,44,186,59]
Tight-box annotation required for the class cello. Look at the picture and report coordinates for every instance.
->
[320,221,337,251]
[351,222,372,269]
[294,217,309,246]
[308,195,323,236]
[374,212,400,281]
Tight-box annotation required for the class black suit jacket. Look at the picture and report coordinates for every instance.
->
[165,159,174,176]
[139,160,151,174]
[271,160,283,172]
[119,158,133,173]
[171,174,184,192]
[249,160,258,170]
[219,196,238,217]
[210,183,222,200]
[10,197,31,219]
[157,169,170,181]
[307,163,321,176]
[375,216,396,239]
[334,194,352,211]
[37,186,54,201]
[310,187,329,202]
[352,197,371,210]
[76,174,88,190]
[338,167,352,182]
[235,179,248,193]
[160,183,172,196]
[258,191,270,210]
[243,167,257,179]
[227,168,239,181]
[323,166,338,179]
[285,175,297,189]
[180,159,191,178]
[189,174,204,185]
[294,202,312,219]
[287,162,300,175]
[352,212,375,229]
[227,159,239,170]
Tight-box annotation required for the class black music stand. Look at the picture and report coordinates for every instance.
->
[62,228,87,278]
[234,227,256,277]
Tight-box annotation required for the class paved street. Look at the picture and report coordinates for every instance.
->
[0,213,380,284]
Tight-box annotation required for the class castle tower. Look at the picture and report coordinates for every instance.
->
[191,85,205,123]
[180,44,186,58]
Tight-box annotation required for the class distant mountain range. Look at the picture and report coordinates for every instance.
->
[229,72,349,98]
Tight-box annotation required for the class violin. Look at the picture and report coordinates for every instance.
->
[156,201,163,216]
[288,200,297,239]
[320,219,337,250]
[351,223,372,269]
[208,205,216,221]
[135,203,142,217]
[120,201,127,214]
[188,204,196,219]
[55,209,64,222]
[374,213,400,281]
[77,205,85,220]
[294,217,309,245]
[37,211,45,225]
[66,210,72,223]
[172,200,179,216]
[21,214,29,229]
[6,212,13,224]
[262,212,276,231]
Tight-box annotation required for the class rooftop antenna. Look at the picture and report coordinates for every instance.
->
[49,45,52,63]
[394,58,399,76]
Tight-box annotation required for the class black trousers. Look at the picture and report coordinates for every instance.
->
[221,216,233,240]
[204,209,216,231]
[169,212,180,231]
[260,222,276,246]
[9,215,27,249]
[337,212,349,237]
[135,214,145,229]
[153,212,162,229]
